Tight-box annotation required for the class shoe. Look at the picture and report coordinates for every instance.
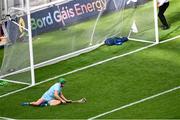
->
[21,102,30,106]
[83,98,87,102]
[161,25,170,30]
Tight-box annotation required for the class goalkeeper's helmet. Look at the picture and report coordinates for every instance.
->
[59,78,66,84]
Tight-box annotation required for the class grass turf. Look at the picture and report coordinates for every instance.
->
[100,88,180,119]
[159,0,180,40]
[0,0,180,119]
[0,38,179,119]
[0,40,149,96]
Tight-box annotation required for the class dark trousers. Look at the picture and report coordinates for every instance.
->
[158,2,169,27]
[0,24,4,37]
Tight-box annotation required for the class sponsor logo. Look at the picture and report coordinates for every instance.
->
[127,0,138,5]
[31,0,107,30]
[18,17,26,33]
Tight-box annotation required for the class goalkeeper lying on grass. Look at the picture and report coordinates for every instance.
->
[22,78,72,107]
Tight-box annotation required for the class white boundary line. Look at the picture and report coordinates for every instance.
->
[0,116,15,120]
[0,85,33,98]
[88,86,180,120]
[160,35,180,44]
[0,35,179,98]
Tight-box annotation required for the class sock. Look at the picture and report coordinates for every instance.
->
[40,102,49,107]
[21,102,30,106]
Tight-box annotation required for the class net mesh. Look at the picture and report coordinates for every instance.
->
[0,0,156,84]
[1,18,31,84]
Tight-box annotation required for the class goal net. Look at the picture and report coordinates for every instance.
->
[0,0,157,85]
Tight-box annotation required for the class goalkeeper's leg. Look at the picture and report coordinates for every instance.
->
[21,98,46,106]
[48,100,61,106]
[30,98,45,106]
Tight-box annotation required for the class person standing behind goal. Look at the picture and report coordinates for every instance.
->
[157,0,170,30]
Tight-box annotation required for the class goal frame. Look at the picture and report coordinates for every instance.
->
[0,0,159,86]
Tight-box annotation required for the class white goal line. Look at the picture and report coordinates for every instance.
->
[160,35,180,44]
[0,116,15,120]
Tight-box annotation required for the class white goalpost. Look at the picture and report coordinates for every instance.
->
[26,0,35,85]
[153,0,159,44]
[0,0,159,86]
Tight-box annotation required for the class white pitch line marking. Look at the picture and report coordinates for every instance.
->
[88,86,180,120]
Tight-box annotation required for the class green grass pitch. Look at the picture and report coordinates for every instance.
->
[0,0,180,119]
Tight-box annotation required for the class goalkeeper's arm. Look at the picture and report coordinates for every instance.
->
[54,91,66,103]
[60,92,72,103]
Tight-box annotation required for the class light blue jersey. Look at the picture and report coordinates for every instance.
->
[41,83,62,101]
